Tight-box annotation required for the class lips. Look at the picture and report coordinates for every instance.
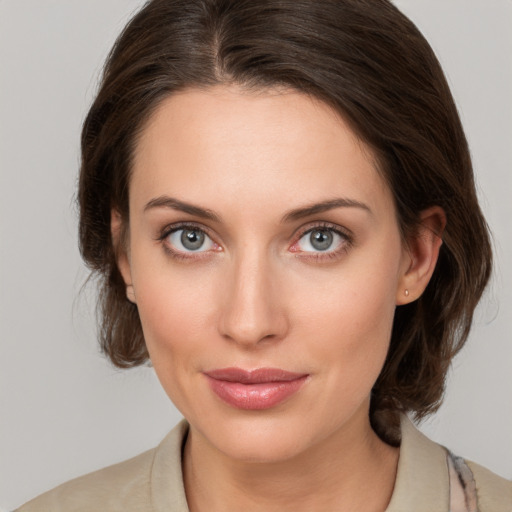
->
[204,367,308,410]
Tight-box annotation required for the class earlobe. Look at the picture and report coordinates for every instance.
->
[396,206,446,305]
[111,209,136,304]
[126,284,137,303]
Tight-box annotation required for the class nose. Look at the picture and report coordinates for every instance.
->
[218,249,289,348]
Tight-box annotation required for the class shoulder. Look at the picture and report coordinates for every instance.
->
[387,415,511,512]
[15,448,157,512]
[466,458,512,512]
[16,420,190,512]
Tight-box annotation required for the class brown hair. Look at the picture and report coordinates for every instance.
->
[79,0,492,442]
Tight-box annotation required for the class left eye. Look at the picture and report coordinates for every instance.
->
[296,228,344,252]
[167,228,215,252]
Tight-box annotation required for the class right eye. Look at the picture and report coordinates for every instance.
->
[166,227,216,253]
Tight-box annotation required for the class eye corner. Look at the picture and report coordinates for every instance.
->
[288,241,300,254]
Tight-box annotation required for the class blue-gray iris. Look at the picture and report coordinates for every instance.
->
[310,230,333,251]
[181,229,205,250]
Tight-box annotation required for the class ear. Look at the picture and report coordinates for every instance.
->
[396,206,446,305]
[111,209,136,304]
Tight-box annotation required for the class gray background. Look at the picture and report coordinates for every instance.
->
[1,0,511,508]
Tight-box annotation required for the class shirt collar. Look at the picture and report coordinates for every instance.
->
[386,414,449,511]
[150,415,450,512]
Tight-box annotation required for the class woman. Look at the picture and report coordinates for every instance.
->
[16,0,511,510]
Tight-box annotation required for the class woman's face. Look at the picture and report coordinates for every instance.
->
[120,85,412,462]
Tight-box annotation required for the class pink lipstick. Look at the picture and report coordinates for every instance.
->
[204,368,308,410]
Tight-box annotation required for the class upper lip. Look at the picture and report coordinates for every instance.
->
[204,367,308,384]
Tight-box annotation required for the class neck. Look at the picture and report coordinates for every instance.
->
[183,412,399,512]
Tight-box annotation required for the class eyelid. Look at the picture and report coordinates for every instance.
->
[156,220,353,261]
[289,221,353,257]
[292,221,353,244]
[157,221,222,260]
[157,221,216,241]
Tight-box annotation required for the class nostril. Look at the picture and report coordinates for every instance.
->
[220,322,278,347]
[218,306,289,347]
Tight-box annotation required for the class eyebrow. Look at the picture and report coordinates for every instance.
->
[144,196,221,222]
[143,195,371,223]
[280,198,372,223]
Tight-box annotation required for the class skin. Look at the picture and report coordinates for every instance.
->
[114,85,444,511]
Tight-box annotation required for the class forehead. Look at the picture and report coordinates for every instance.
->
[130,85,393,217]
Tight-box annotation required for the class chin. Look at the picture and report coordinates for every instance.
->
[222,435,307,464]
[203,414,315,464]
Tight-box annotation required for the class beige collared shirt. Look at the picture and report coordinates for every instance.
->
[17,416,511,511]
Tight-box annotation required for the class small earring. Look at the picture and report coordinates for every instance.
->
[404,289,410,297]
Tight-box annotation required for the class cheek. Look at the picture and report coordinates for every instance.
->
[295,254,398,340]
[132,268,220,417]
[128,245,220,388]
[305,292,395,424]
[134,268,216,353]
[301,287,395,373]
[291,253,400,387]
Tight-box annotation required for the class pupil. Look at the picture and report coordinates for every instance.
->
[181,229,205,250]
[310,230,333,251]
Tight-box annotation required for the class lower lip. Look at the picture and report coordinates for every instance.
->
[206,375,308,410]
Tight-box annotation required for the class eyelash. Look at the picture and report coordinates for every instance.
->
[291,222,353,262]
[156,221,353,262]
[157,222,219,262]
